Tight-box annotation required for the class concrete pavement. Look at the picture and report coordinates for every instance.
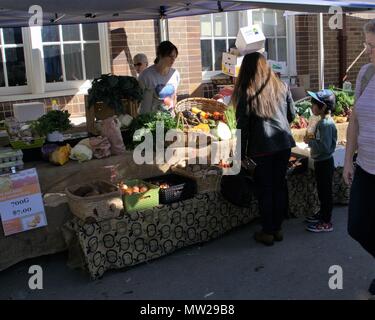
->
[0,206,374,300]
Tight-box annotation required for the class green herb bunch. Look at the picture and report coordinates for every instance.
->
[329,85,355,116]
[224,105,237,131]
[124,111,178,149]
[88,74,143,114]
[34,110,72,135]
[295,100,312,119]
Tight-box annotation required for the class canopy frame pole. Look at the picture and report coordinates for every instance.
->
[159,18,169,42]
[318,13,324,90]
[159,6,169,42]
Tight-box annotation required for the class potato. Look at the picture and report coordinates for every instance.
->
[132,186,140,193]
[140,186,148,193]
[125,189,133,196]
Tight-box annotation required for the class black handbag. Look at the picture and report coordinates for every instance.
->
[220,168,255,208]
[237,99,257,178]
[241,156,257,177]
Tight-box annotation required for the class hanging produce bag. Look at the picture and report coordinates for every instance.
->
[89,136,111,159]
[100,116,125,155]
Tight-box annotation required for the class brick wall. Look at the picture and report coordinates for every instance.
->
[169,16,203,97]
[346,14,373,84]
[109,17,202,98]
[0,95,86,121]
[2,13,373,121]
[0,17,203,120]
[295,13,374,91]
[109,20,159,76]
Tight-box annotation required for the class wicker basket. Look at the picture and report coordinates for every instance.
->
[65,180,123,223]
[175,97,227,148]
[175,97,227,114]
[171,164,222,193]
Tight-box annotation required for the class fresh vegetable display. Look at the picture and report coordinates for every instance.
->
[34,110,72,135]
[295,100,312,119]
[223,106,237,132]
[124,111,178,149]
[293,86,354,127]
[329,86,354,118]
[210,121,232,140]
[5,118,44,145]
[177,105,233,140]
[150,181,170,189]
[190,123,210,133]
[88,74,143,114]
[291,114,308,129]
[332,115,348,123]
[118,182,149,195]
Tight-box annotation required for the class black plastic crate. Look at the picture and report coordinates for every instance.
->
[287,153,308,175]
[22,147,43,162]
[145,173,197,204]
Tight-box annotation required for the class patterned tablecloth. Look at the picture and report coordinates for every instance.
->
[62,168,349,279]
[287,167,349,219]
[62,192,258,279]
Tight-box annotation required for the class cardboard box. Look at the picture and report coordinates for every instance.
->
[235,25,265,52]
[222,62,241,77]
[222,52,243,77]
[230,47,266,57]
[222,52,244,66]
[13,102,45,122]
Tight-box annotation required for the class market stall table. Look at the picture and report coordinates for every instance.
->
[62,191,258,279]
[0,194,72,271]
[0,151,348,273]
[0,152,170,271]
[62,169,324,279]
[25,151,170,194]
[292,143,350,205]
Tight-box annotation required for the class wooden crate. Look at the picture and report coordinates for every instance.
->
[85,95,139,135]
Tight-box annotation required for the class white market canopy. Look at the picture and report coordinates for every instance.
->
[0,0,375,28]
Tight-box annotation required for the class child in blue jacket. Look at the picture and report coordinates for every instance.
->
[304,89,337,232]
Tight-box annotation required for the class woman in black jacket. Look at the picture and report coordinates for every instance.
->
[233,52,296,246]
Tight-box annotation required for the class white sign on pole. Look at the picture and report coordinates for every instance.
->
[0,168,47,236]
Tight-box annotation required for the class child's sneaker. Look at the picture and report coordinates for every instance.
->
[305,211,321,223]
[306,221,333,232]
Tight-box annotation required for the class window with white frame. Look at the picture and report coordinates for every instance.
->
[200,11,247,76]
[0,27,27,89]
[252,9,287,62]
[0,23,109,98]
[41,24,102,83]
[199,9,296,80]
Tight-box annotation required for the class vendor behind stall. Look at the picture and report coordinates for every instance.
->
[138,41,180,115]
[133,53,149,76]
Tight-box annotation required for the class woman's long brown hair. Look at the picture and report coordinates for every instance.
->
[232,52,286,118]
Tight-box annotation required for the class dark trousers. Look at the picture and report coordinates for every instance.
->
[253,149,291,234]
[348,165,375,258]
[314,157,334,223]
